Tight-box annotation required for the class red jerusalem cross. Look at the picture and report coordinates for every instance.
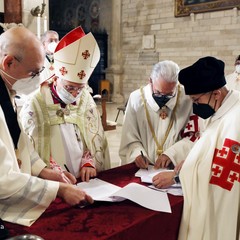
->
[210,138,240,191]
[181,115,200,142]
[59,67,68,76]
[77,70,86,79]
[82,50,90,59]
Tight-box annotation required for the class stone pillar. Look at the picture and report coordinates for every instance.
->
[106,0,124,103]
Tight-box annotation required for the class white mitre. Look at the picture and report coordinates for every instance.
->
[54,26,100,84]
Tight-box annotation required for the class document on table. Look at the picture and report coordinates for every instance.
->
[148,184,183,196]
[135,165,173,183]
[135,165,183,196]
[77,178,171,213]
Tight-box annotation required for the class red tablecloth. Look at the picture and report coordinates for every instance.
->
[4,163,183,240]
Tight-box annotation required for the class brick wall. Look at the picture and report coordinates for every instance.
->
[121,0,240,99]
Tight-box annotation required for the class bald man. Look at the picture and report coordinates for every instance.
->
[0,27,93,226]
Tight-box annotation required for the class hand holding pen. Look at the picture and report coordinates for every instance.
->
[140,151,148,170]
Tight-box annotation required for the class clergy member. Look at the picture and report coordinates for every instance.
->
[0,26,93,227]
[119,60,201,171]
[178,56,240,240]
[20,27,110,182]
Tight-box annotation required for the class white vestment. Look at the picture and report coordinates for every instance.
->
[178,90,240,240]
[119,84,201,166]
[0,107,58,226]
[226,72,240,91]
[19,83,110,177]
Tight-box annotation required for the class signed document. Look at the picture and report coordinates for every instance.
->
[77,178,171,213]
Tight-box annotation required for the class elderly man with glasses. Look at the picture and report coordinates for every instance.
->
[20,27,110,183]
[119,60,201,184]
[0,26,94,227]
[177,56,240,240]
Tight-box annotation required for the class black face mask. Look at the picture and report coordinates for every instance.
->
[193,103,215,119]
[193,92,216,119]
[152,94,170,108]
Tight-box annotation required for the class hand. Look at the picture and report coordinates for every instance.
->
[154,154,171,169]
[39,168,77,184]
[58,183,94,206]
[79,167,97,182]
[134,154,149,169]
[63,171,77,184]
[152,171,175,189]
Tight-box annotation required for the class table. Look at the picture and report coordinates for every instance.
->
[4,163,183,240]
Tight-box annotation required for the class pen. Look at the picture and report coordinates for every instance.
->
[64,164,70,173]
[64,164,78,185]
[140,150,148,170]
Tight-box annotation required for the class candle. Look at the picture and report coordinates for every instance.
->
[37,13,41,39]
[44,16,47,32]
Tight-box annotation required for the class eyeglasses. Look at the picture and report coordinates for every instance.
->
[152,85,176,99]
[29,67,45,79]
[190,93,207,104]
[14,55,45,79]
[60,79,85,93]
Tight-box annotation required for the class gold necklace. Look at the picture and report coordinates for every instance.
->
[140,84,180,156]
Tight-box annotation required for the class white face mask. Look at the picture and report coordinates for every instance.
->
[47,42,58,54]
[56,85,81,104]
[235,65,240,74]
[0,69,39,95]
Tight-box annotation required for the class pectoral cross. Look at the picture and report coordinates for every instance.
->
[159,106,167,119]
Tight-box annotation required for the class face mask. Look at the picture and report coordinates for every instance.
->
[235,65,240,74]
[152,94,170,108]
[193,103,215,119]
[47,42,58,54]
[0,69,39,95]
[56,85,81,104]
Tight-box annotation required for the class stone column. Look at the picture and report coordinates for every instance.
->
[106,0,124,103]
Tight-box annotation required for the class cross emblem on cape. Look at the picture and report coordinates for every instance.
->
[210,138,240,191]
[59,66,68,76]
[181,114,200,142]
[82,50,90,59]
[77,70,86,79]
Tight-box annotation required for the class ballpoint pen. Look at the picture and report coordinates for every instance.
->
[140,150,148,170]
[64,164,70,173]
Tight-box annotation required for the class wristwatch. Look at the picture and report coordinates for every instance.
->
[173,174,180,184]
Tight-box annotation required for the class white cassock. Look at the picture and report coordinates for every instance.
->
[178,90,240,240]
[226,71,240,91]
[0,107,58,226]
[19,83,110,177]
[119,83,201,166]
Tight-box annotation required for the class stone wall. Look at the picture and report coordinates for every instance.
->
[120,0,240,100]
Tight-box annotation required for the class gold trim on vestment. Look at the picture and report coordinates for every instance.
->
[140,84,181,156]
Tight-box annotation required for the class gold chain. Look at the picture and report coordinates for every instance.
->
[140,84,180,156]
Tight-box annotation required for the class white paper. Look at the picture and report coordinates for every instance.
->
[113,182,171,213]
[77,178,123,202]
[77,178,171,213]
[135,165,174,183]
[148,184,183,196]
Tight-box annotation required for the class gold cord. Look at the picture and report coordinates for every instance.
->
[140,84,180,156]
